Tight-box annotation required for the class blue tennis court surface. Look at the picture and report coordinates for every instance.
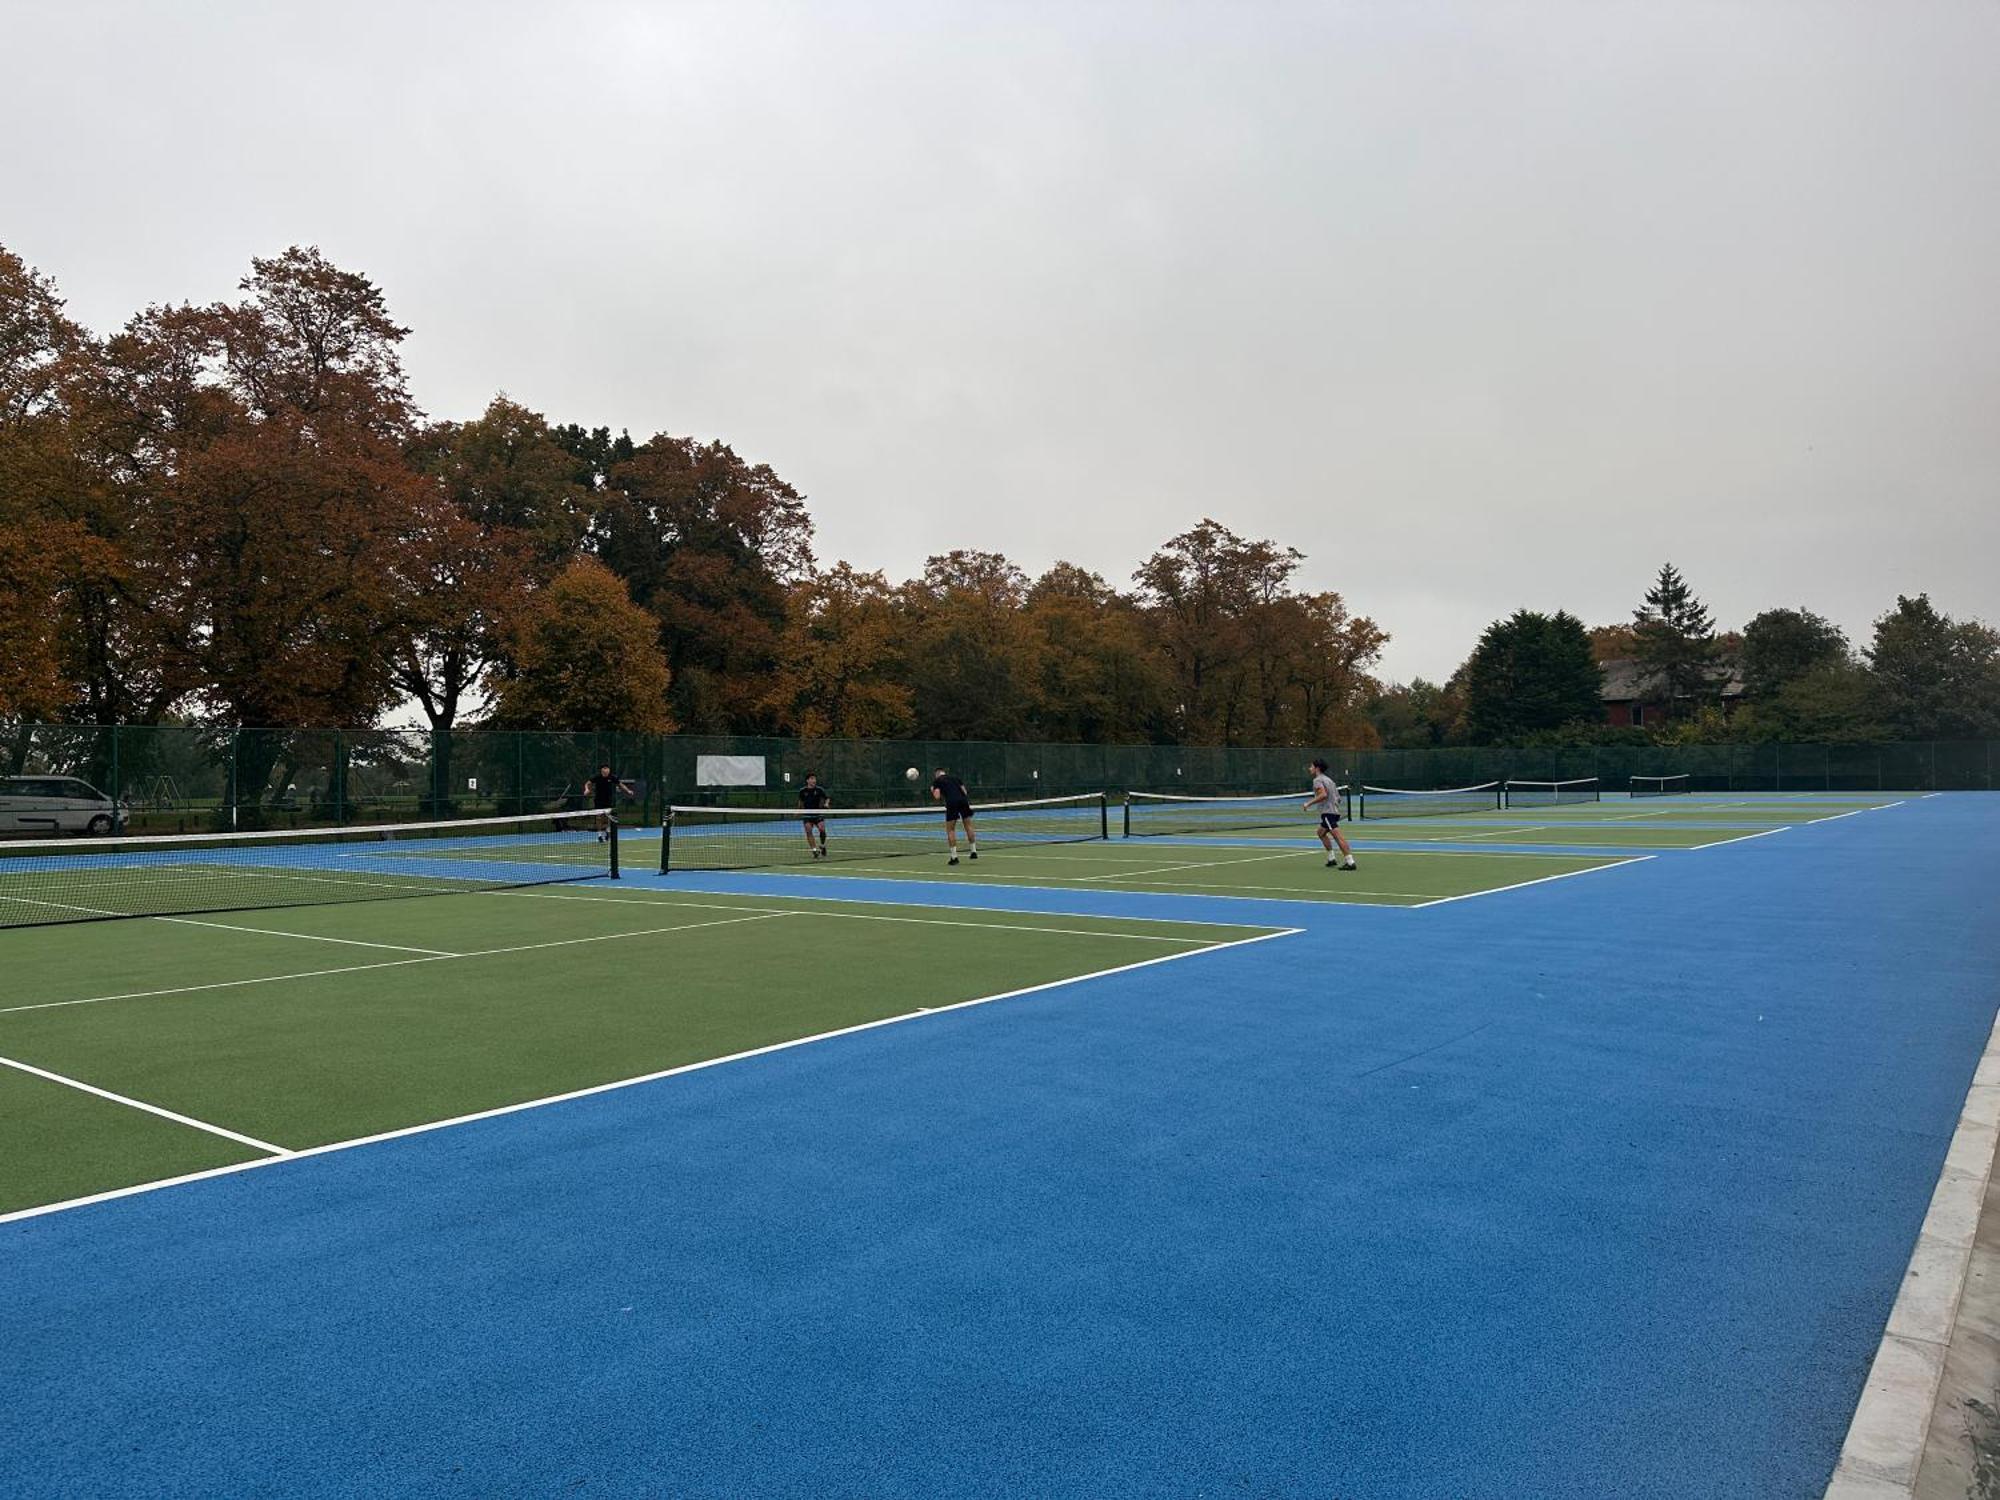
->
[4,794,1997,1497]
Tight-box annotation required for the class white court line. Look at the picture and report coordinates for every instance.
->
[1685,827,1792,852]
[485,889,1231,944]
[1079,849,1309,881]
[0,926,1302,1227]
[0,957,439,1018]
[1411,854,1658,908]
[1453,824,1550,840]
[0,899,1250,1022]
[750,860,1431,901]
[156,915,460,957]
[0,1053,292,1156]
[496,884,1307,929]
[1810,800,1907,825]
[0,913,786,1019]
[0,893,124,917]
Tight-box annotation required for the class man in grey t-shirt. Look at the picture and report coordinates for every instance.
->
[1305,757,1356,871]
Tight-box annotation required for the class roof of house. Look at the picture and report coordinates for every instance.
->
[1599,655,1745,703]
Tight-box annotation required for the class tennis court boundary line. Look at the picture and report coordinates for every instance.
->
[0,926,1301,1228]
[0,902,1250,1020]
[1410,854,1657,908]
[0,1053,292,1156]
[484,888,1261,943]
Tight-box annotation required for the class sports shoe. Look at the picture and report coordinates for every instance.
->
[968,849,978,860]
[1325,856,1337,867]
[1342,860,1357,871]
[948,855,959,866]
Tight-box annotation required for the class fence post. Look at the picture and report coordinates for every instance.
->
[228,730,238,830]
[110,724,120,814]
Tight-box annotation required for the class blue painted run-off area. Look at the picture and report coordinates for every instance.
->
[4,795,1998,1498]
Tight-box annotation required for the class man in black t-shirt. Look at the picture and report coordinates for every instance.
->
[931,767,977,866]
[587,763,631,842]
[798,772,830,859]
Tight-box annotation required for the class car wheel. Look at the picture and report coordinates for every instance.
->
[86,814,113,835]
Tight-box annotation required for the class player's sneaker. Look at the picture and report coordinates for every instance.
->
[968,849,978,860]
[1325,856,1337,867]
[1342,859,1357,871]
[948,855,959,866]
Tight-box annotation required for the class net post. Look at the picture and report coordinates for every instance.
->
[608,814,620,878]
[1098,792,1109,841]
[1121,795,1131,839]
[660,810,673,876]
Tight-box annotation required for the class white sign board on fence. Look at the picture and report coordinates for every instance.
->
[696,755,767,788]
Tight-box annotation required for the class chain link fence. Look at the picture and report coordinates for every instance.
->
[2,722,1993,833]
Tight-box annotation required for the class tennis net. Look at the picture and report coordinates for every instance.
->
[0,809,617,930]
[1356,782,1503,819]
[1630,774,1692,797]
[1124,789,1345,837]
[662,793,1108,872]
[1504,778,1601,809]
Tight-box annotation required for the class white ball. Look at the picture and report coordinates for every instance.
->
[905,767,921,781]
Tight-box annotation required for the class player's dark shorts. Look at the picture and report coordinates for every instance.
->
[801,815,826,827]
[1319,812,1342,830]
[942,802,974,823]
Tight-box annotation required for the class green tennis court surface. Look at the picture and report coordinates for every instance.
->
[728,839,1641,902]
[0,887,1284,1215]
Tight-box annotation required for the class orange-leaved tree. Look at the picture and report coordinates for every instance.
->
[1020,563,1170,743]
[490,559,673,732]
[764,564,912,738]
[595,434,813,732]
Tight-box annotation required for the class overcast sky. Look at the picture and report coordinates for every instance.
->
[5,0,1995,682]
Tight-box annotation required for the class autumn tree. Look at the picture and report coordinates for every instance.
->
[764,564,912,738]
[1632,563,1722,718]
[900,550,1039,739]
[1020,563,1169,742]
[1132,520,1381,746]
[1133,520,1294,743]
[395,398,589,739]
[1586,623,1638,663]
[1462,610,1604,743]
[0,247,86,717]
[594,435,813,731]
[1280,592,1388,746]
[136,253,428,734]
[491,559,672,732]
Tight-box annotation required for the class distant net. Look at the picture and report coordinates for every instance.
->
[1356,782,1503,819]
[0,809,617,930]
[662,794,1107,872]
[1124,789,1345,838]
[1504,778,1601,809]
[1630,774,1692,797]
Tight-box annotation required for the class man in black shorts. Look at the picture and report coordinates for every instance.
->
[1305,757,1355,870]
[931,767,977,865]
[587,762,632,841]
[798,772,830,859]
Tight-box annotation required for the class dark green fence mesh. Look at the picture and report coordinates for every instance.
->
[2,723,1993,832]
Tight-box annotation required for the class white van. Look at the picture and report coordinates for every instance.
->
[0,776,128,836]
